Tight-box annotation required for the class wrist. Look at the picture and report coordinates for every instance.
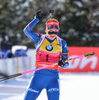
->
[61,64,68,69]
[33,17,39,22]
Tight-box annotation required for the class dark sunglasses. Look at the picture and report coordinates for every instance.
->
[47,25,60,30]
[48,31,58,35]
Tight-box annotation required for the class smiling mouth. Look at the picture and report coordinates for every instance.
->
[50,36,55,38]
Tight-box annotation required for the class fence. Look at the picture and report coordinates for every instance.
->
[0,57,31,77]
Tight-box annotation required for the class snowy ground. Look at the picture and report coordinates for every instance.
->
[0,72,99,100]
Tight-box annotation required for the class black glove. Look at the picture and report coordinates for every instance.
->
[58,60,65,66]
[36,10,44,20]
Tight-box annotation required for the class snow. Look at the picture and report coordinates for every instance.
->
[0,73,99,100]
[74,1,83,7]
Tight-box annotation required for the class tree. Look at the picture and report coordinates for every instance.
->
[54,0,99,46]
[0,0,59,48]
[0,0,99,47]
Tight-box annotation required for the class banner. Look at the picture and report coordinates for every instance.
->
[59,47,99,72]
[0,50,11,58]
[13,49,28,57]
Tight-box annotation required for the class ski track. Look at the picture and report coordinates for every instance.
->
[0,73,99,100]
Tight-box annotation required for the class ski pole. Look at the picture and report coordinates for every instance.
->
[0,51,95,82]
[64,51,95,62]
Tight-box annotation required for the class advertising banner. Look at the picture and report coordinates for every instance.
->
[59,47,99,72]
[0,50,11,58]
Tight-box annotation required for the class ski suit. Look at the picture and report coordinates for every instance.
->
[23,18,69,100]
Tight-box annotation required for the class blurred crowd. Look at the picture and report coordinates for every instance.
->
[0,31,28,59]
[0,31,28,78]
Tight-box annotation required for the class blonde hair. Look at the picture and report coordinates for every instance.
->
[46,18,59,24]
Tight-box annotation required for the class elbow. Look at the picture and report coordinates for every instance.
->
[23,24,29,33]
[23,28,26,34]
[23,27,29,36]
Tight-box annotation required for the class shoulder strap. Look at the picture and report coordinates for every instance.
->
[36,35,45,50]
[56,36,62,48]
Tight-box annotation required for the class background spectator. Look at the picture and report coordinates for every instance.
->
[0,31,13,58]
[1,31,12,50]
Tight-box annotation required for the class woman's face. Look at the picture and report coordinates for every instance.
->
[45,29,59,40]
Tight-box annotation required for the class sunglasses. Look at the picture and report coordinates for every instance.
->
[48,31,58,35]
[47,25,60,30]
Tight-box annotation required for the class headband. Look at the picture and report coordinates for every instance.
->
[46,21,59,30]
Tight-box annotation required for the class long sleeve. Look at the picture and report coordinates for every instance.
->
[23,18,41,46]
[62,40,68,60]
[60,40,69,69]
